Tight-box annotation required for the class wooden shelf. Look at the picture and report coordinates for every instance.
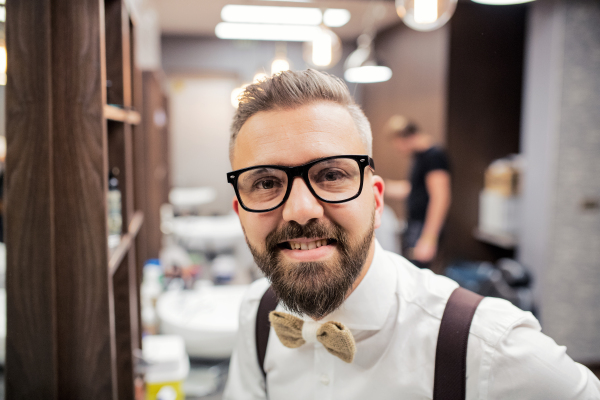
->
[473,227,517,250]
[109,210,144,275]
[104,104,141,125]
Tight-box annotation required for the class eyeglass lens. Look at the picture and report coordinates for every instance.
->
[236,158,362,211]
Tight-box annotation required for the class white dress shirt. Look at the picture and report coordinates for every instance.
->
[224,241,600,399]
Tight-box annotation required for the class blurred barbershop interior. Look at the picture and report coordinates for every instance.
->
[0,0,599,398]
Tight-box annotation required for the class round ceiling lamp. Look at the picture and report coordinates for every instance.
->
[303,26,342,69]
[471,0,535,4]
[344,34,392,84]
[396,0,458,32]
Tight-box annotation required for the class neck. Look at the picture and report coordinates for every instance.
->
[414,134,433,152]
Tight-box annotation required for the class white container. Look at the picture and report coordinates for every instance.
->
[143,335,190,400]
[479,190,520,236]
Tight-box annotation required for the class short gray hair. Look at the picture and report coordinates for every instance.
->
[230,69,372,162]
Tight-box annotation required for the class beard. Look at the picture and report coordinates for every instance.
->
[245,212,375,319]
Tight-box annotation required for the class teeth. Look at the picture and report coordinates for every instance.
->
[288,239,329,250]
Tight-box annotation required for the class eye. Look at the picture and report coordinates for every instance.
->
[324,171,342,181]
[260,180,275,189]
[316,169,347,183]
[253,177,283,190]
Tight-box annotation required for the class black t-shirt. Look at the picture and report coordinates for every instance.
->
[407,146,450,222]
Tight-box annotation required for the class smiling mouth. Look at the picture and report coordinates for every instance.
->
[277,238,337,251]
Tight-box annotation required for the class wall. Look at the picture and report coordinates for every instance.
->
[362,23,450,220]
[444,2,527,262]
[161,36,360,215]
[519,0,600,363]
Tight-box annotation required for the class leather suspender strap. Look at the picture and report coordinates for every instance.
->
[256,286,278,379]
[433,287,484,400]
[255,285,483,400]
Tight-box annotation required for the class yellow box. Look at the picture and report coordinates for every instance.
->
[146,380,184,400]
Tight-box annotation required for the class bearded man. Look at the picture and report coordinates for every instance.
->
[223,69,599,399]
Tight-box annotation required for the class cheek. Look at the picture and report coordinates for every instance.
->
[239,211,280,247]
[327,193,374,234]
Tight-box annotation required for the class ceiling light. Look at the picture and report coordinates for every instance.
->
[253,72,269,83]
[271,58,290,75]
[0,46,6,86]
[215,23,321,42]
[312,28,332,66]
[344,34,392,83]
[396,0,457,32]
[231,84,249,108]
[303,27,342,69]
[221,5,322,25]
[471,0,535,4]
[323,9,351,27]
[345,66,392,84]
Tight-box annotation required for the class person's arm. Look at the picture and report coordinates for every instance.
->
[413,170,451,262]
[384,179,411,200]
[487,320,600,398]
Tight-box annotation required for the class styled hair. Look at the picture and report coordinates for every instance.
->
[386,115,419,138]
[229,69,372,162]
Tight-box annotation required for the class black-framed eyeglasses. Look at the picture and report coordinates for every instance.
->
[226,155,375,213]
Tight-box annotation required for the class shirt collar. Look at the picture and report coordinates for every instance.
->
[305,240,397,331]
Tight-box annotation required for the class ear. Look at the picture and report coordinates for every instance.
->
[232,196,240,216]
[372,175,385,229]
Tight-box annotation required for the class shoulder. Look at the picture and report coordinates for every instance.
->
[423,147,450,171]
[470,296,540,347]
[384,250,459,320]
[385,249,536,344]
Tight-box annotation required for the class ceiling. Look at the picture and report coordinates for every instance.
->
[152,0,402,41]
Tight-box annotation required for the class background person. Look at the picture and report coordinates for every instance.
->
[385,116,451,269]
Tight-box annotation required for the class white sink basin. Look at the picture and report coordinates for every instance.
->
[156,285,249,359]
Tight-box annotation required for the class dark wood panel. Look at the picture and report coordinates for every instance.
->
[443,2,527,262]
[113,253,135,400]
[105,0,129,107]
[108,120,135,227]
[7,0,116,398]
[142,71,170,259]
[5,0,58,397]
[131,62,147,348]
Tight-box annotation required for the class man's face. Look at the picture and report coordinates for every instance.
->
[231,101,384,318]
[392,136,415,155]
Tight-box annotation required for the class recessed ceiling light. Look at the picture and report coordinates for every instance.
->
[471,0,535,4]
[345,66,392,83]
[221,5,322,26]
[215,23,321,42]
[323,9,351,28]
[220,5,351,28]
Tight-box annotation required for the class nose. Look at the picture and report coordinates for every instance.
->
[281,177,324,225]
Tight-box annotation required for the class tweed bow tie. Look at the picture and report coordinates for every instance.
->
[269,311,356,363]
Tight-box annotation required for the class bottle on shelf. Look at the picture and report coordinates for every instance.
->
[107,171,122,249]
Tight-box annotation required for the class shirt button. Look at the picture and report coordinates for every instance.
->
[320,374,330,385]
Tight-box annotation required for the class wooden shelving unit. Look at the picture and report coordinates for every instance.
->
[5,1,158,398]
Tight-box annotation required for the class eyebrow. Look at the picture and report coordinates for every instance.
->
[243,167,281,179]
[249,156,332,169]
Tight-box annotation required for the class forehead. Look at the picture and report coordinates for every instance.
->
[232,101,366,169]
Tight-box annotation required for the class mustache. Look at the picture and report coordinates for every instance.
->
[265,220,347,249]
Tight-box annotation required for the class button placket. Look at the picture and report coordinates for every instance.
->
[313,343,334,400]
